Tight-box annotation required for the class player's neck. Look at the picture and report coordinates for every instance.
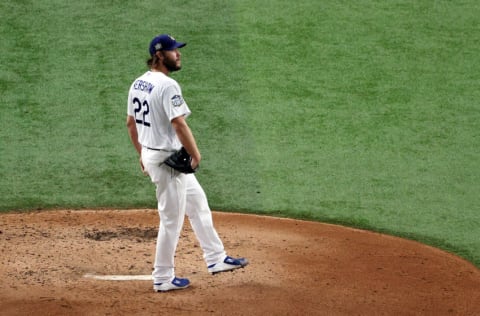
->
[150,67,169,76]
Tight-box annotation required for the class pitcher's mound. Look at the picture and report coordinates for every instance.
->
[1,209,479,315]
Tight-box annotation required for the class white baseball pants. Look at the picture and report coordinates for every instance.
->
[141,148,226,284]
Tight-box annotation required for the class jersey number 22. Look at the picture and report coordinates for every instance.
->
[133,97,151,127]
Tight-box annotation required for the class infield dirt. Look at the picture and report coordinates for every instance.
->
[1,210,479,315]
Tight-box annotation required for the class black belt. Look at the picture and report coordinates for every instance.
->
[144,147,175,153]
[145,147,163,151]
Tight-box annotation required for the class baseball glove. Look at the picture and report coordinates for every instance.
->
[164,147,197,174]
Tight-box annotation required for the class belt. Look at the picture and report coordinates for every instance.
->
[145,146,164,151]
[144,146,174,153]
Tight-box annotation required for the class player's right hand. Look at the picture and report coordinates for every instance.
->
[191,157,200,170]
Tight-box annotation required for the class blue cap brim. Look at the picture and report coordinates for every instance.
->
[170,42,186,50]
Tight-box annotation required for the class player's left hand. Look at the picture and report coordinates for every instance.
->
[140,157,148,176]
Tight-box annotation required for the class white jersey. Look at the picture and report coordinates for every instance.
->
[127,71,191,151]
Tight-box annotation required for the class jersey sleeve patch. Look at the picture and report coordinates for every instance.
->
[171,95,184,107]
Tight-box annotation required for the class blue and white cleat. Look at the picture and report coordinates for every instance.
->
[153,277,190,292]
[208,256,249,275]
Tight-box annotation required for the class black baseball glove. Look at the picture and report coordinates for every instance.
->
[164,147,197,174]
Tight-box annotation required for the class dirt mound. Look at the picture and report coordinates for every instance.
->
[1,210,479,315]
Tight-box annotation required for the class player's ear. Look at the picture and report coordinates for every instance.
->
[155,51,163,60]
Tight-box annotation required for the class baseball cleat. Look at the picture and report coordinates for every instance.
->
[153,277,190,292]
[208,256,249,275]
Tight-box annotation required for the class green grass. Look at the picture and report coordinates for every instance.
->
[1,0,479,266]
[231,0,480,264]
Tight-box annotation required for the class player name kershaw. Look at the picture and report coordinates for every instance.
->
[133,79,155,94]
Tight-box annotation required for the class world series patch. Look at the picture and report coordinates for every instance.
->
[171,95,184,107]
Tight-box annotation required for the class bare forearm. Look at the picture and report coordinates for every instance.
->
[172,116,201,162]
[126,116,142,155]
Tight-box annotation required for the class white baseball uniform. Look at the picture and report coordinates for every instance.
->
[127,71,226,284]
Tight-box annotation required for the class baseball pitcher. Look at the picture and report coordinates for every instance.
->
[126,34,248,292]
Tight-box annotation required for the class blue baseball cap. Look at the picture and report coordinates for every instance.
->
[149,34,186,55]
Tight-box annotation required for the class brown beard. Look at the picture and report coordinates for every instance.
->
[162,53,181,72]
